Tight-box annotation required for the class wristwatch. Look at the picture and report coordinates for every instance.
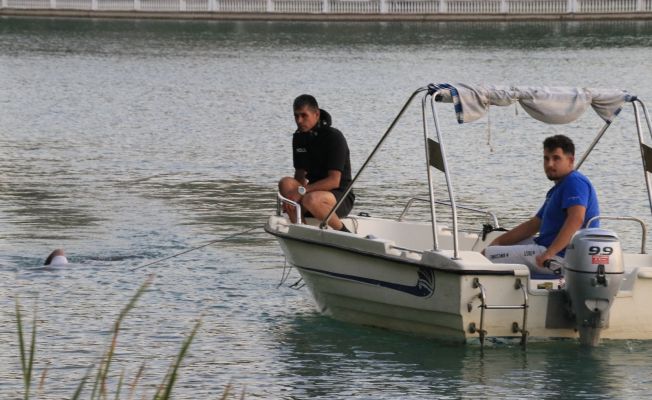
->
[298,186,306,196]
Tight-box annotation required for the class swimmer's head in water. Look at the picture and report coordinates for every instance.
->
[44,249,68,266]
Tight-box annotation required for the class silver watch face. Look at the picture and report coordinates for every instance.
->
[298,186,306,195]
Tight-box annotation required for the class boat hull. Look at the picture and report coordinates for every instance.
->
[268,216,652,343]
[285,242,467,341]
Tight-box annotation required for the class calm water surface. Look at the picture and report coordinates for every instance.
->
[2,17,652,398]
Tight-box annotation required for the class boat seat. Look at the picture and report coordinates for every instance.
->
[471,230,506,252]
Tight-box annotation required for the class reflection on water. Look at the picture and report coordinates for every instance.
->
[2,17,652,398]
[141,178,275,230]
[277,315,652,398]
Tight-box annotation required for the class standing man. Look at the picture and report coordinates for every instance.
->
[483,135,599,275]
[278,94,355,232]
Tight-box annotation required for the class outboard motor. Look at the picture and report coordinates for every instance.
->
[563,228,625,346]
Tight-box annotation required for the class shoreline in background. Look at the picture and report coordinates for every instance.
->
[3,9,652,21]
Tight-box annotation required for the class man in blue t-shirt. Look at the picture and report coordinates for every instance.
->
[483,135,599,276]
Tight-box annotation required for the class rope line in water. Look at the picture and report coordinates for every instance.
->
[131,225,263,271]
[277,258,293,288]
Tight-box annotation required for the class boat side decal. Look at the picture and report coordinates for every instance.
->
[298,265,436,298]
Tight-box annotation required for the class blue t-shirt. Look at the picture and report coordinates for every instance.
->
[534,170,599,255]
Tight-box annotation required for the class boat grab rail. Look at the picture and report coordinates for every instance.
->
[398,197,500,227]
[276,192,303,224]
[390,244,424,255]
[586,215,647,254]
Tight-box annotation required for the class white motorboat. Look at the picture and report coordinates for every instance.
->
[266,83,652,347]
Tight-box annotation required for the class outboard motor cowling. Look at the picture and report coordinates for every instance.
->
[563,228,625,346]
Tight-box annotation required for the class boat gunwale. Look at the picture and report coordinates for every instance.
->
[265,224,517,276]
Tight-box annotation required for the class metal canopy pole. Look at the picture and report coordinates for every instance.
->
[422,94,439,251]
[636,99,652,141]
[320,87,428,229]
[575,121,612,171]
[633,101,652,217]
[430,95,460,259]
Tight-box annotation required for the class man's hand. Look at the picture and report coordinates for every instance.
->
[535,251,553,268]
[283,203,297,222]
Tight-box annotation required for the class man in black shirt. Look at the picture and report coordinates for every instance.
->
[278,94,355,232]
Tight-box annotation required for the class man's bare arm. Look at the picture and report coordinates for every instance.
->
[305,170,342,193]
[294,169,308,186]
[489,216,541,246]
[535,205,586,267]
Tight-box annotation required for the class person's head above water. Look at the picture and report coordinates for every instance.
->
[44,249,68,266]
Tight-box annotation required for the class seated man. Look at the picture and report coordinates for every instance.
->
[483,134,599,276]
[278,94,355,232]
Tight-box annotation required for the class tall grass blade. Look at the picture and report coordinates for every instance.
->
[15,299,27,385]
[38,367,48,397]
[114,370,125,400]
[26,306,37,399]
[219,382,232,400]
[152,366,170,400]
[96,277,153,399]
[71,365,94,400]
[90,351,106,400]
[153,364,175,400]
[128,363,146,400]
[15,298,36,400]
[156,320,201,400]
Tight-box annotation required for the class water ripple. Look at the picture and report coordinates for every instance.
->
[2,17,652,399]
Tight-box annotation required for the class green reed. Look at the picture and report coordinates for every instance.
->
[13,278,241,399]
[15,297,36,400]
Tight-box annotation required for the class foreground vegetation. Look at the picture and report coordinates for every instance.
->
[13,278,242,399]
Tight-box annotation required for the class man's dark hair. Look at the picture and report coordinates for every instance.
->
[293,94,319,111]
[44,253,55,266]
[543,134,575,156]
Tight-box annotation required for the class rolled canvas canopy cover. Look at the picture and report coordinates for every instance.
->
[429,83,634,125]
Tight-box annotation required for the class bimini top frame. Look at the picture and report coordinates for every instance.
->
[321,83,652,260]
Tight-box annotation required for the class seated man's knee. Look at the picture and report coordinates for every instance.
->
[278,176,299,197]
[302,192,319,210]
[303,192,335,213]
